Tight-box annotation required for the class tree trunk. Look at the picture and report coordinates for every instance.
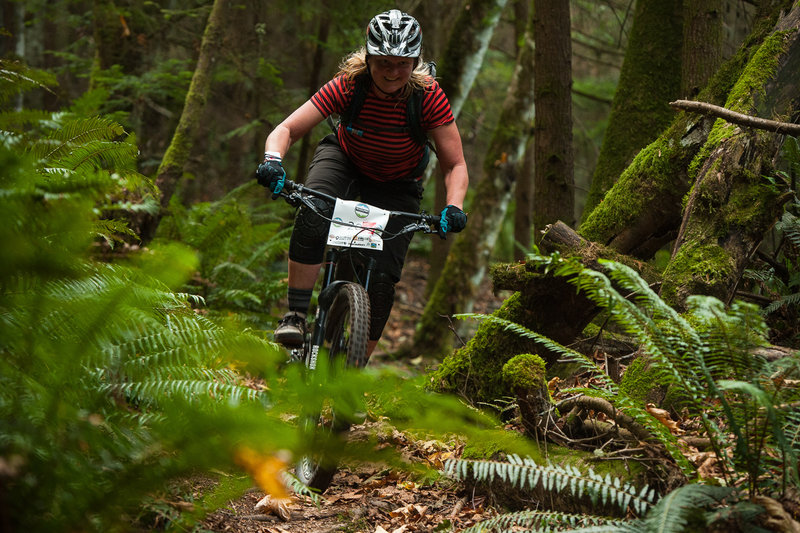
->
[532,0,575,233]
[581,0,683,220]
[661,4,800,309]
[412,6,536,358]
[681,0,725,98]
[578,0,793,259]
[140,0,230,242]
[427,0,510,290]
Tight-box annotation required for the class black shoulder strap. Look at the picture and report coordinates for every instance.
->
[407,61,437,150]
[405,88,426,147]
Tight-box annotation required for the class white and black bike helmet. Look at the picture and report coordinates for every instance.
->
[365,9,422,58]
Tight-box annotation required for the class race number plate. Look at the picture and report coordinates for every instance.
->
[327,199,390,250]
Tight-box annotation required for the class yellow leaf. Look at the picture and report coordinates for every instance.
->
[234,447,291,499]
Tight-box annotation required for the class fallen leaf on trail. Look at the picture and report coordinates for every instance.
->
[254,494,292,522]
[646,403,684,434]
[398,480,418,491]
[374,526,389,533]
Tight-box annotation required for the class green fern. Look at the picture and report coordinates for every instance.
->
[0,59,57,105]
[445,454,657,530]
[460,509,627,532]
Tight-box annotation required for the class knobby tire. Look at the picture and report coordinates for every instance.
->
[295,282,371,492]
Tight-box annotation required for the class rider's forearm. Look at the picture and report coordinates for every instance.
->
[443,162,469,209]
[264,124,292,157]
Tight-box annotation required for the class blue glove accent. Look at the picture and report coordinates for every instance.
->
[440,205,467,234]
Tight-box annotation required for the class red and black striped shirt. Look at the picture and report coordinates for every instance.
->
[311,75,454,182]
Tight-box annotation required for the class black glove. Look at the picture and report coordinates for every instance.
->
[256,153,285,194]
[439,205,467,234]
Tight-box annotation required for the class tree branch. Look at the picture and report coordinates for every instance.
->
[669,99,800,135]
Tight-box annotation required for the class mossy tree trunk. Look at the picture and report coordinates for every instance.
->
[578,0,793,259]
[427,0,510,289]
[661,4,800,309]
[140,0,230,242]
[581,0,683,220]
[412,5,536,358]
[531,0,574,232]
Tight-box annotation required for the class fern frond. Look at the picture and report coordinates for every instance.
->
[776,210,800,249]
[93,218,138,247]
[0,59,57,105]
[641,484,732,533]
[102,377,264,406]
[29,115,126,163]
[444,455,656,517]
[455,313,615,390]
[461,509,627,532]
[765,292,800,314]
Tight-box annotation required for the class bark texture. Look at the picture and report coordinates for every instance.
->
[582,0,683,219]
[532,0,575,231]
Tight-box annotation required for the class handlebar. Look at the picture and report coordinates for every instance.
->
[275,178,445,240]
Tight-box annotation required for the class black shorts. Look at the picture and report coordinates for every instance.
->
[288,134,424,282]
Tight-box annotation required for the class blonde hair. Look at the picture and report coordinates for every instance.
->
[336,47,433,99]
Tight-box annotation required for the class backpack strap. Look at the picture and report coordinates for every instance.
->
[338,74,371,138]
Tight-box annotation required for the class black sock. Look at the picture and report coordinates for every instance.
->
[287,287,312,315]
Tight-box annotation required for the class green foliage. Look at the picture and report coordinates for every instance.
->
[158,183,292,331]
[454,251,799,531]
[449,454,657,515]
[455,310,691,476]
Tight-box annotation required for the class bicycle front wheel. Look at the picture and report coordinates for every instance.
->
[325,282,371,369]
[295,282,371,492]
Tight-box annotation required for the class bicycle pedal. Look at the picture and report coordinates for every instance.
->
[288,347,305,364]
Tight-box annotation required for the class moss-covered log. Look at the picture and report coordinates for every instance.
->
[662,5,800,309]
[427,233,658,406]
[580,0,793,259]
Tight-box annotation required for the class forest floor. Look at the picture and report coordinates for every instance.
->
[196,256,507,533]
